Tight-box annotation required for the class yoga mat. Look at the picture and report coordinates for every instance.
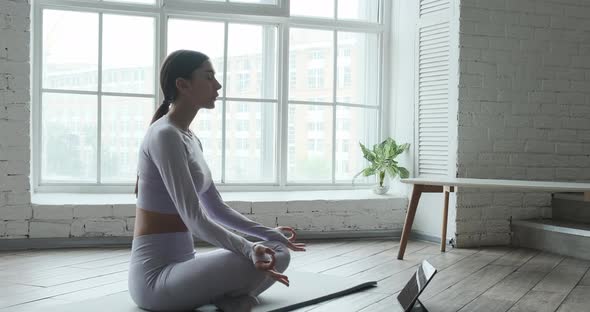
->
[252,270,377,312]
[40,270,377,312]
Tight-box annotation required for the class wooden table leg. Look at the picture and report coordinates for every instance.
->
[441,186,451,252]
[584,192,590,202]
[398,184,423,260]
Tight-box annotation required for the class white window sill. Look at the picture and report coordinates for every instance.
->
[31,189,405,206]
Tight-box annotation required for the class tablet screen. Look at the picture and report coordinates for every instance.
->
[397,260,437,312]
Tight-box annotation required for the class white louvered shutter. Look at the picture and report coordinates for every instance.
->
[416,0,451,177]
[420,0,451,17]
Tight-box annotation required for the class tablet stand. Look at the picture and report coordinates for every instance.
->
[410,298,429,312]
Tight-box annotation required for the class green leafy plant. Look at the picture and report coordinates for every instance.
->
[353,137,411,187]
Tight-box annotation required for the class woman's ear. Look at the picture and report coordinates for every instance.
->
[175,77,190,93]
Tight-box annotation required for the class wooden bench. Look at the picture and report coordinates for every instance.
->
[397,177,590,260]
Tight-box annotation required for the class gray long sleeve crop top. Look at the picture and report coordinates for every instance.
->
[136,114,288,261]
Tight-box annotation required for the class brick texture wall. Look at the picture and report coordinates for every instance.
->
[1,0,33,238]
[456,0,590,247]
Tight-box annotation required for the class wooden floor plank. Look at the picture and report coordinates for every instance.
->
[293,241,430,274]
[579,269,590,286]
[339,240,398,259]
[305,289,390,312]
[508,258,589,312]
[0,248,126,271]
[3,266,98,285]
[458,270,547,312]
[291,241,380,268]
[66,252,131,269]
[531,258,589,293]
[51,280,128,302]
[516,252,564,273]
[0,283,45,297]
[491,248,540,267]
[423,264,516,312]
[556,285,590,312]
[370,248,478,295]
[320,252,394,277]
[0,249,129,279]
[0,271,128,309]
[344,243,442,283]
[357,294,404,312]
[0,298,72,312]
[419,249,511,301]
[295,255,362,274]
[323,243,456,278]
[11,262,129,287]
[285,240,350,260]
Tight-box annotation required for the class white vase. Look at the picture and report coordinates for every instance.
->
[372,174,391,195]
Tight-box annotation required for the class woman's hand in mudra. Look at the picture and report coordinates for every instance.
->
[275,226,306,252]
[252,244,290,287]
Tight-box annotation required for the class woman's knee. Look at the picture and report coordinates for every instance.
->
[260,241,290,272]
[275,248,290,273]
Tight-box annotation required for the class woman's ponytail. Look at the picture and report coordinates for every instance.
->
[150,98,171,125]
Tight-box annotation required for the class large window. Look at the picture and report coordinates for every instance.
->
[39,9,155,186]
[33,0,386,192]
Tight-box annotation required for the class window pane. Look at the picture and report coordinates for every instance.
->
[338,0,380,22]
[168,19,225,90]
[291,0,334,18]
[189,108,222,182]
[227,24,277,99]
[42,93,97,182]
[102,14,155,95]
[225,102,276,183]
[43,10,98,91]
[289,28,333,102]
[335,106,378,182]
[287,104,333,182]
[101,96,154,183]
[337,32,378,106]
[103,0,156,4]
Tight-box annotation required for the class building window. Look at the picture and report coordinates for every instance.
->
[341,139,349,153]
[236,119,249,132]
[307,68,324,89]
[237,73,250,92]
[238,102,249,113]
[237,138,249,150]
[307,122,324,131]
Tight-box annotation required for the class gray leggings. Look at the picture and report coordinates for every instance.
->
[128,231,291,311]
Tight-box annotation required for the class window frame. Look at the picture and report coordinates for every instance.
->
[31,0,390,193]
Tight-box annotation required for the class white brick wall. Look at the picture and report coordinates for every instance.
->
[3,198,405,239]
[0,0,33,238]
[456,0,590,247]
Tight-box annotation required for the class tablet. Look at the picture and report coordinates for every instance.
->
[396,260,437,312]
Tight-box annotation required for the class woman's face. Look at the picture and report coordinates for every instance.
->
[177,60,222,110]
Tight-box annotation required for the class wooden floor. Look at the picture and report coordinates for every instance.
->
[0,238,589,312]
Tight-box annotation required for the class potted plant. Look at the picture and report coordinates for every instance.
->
[352,137,411,195]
